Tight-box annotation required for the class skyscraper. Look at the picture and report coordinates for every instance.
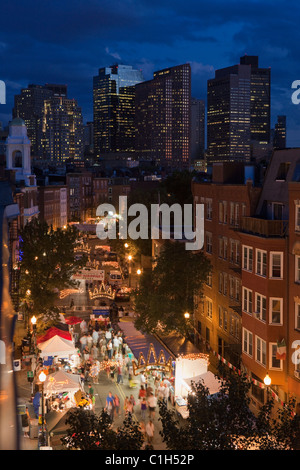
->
[207,63,251,163]
[240,55,271,145]
[13,84,53,157]
[42,96,84,162]
[135,63,191,169]
[207,56,270,163]
[191,98,205,160]
[13,83,83,162]
[273,115,287,149]
[93,64,144,157]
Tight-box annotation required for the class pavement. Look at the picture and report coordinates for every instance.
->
[14,315,171,450]
[13,238,174,450]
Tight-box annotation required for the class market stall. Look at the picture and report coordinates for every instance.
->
[37,327,72,344]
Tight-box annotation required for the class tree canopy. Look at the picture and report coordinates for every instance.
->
[159,365,300,450]
[61,408,144,450]
[134,240,211,336]
[19,219,84,317]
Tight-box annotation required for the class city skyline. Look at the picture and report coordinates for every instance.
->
[1,0,300,146]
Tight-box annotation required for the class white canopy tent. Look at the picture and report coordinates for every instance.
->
[182,371,222,398]
[43,369,82,394]
[38,335,78,358]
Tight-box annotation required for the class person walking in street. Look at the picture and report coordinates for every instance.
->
[22,407,30,438]
[138,385,146,400]
[79,334,87,353]
[147,393,157,420]
[129,394,136,414]
[163,383,170,405]
[114,394,121,418]
[105,392,115,423]
[116,362,123,384]
[140,397,147,421]
[145,420,155,445]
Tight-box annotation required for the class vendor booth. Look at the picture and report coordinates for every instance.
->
[174,355,222,419]
[38,335,78,359]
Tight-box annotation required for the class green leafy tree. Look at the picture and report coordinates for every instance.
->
[134,240,211,336]
[159,365,300,450]
[61,408,144,450]
[19,219,85,318]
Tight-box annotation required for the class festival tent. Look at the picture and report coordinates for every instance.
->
[38,335,78,358]
[43,369,82,394]
[37,327,72,344]
[182,371,222,397]
[64,316,83,325]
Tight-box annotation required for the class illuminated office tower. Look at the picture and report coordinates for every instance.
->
[13,84,54,157]
[93,64,144,157]
[207,63,251,163]
[135,63,191,169]
[42,96,84,162]
[273,115,287,149]
[240,55,271,145]
[191,98,205,160]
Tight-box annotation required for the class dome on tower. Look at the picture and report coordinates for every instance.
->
[10,117,25,126]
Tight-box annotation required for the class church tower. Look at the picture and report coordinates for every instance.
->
[6,117,36,186]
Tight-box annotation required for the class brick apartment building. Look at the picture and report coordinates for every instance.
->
[38,185,67,230]
[192,162,261,368]
[192,151,300,411]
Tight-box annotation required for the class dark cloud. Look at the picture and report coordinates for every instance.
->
[1,0,300,144]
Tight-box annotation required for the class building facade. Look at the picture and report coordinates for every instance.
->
[207,56,270,164]
[192,162,261,368]
[93,65,144,157]
[135,64,191,169]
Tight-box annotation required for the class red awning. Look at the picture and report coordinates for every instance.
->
[37,327,72,344]
[64,316,83,325]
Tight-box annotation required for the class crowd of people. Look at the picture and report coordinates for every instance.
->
[73,315,173,447]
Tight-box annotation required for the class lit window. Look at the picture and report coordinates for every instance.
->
[270,343,282,370]
[243,245,253,271]
[269,298,283,324]
[270,252,283,279]
[242,287,253,314]
[242,328,253,356]
[256,336,266,366]
[255,293,266,322]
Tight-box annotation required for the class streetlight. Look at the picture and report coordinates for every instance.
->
[128,255,132,287]
[136,268,142,288]
[124,243,129,249]
[264,374,271,386]
[31,316,37,352]
[39,371,47,447]
[184,312,190,319]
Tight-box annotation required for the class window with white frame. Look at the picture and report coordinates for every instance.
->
[295,204,300,231]
[235,278,240,301]
[223,309,228,331]
[206,298,213,319]
[218,306,223,328]
[243,245,253,271]
[243,328,253,356]
[255,293,267,322]
[206,232,212,254]
[206,270,212,287]
[256,249,267,277]
[295,255,300,283]
[206,199,212,220]
[270,252,283,279]
[243,287,253,314]
[230,202,235,225]
[295,302,300,330]
[270,343,282,370]
[256,336,267,366]
[269,297,283,325]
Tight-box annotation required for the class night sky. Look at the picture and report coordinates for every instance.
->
[1,0,300,145]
